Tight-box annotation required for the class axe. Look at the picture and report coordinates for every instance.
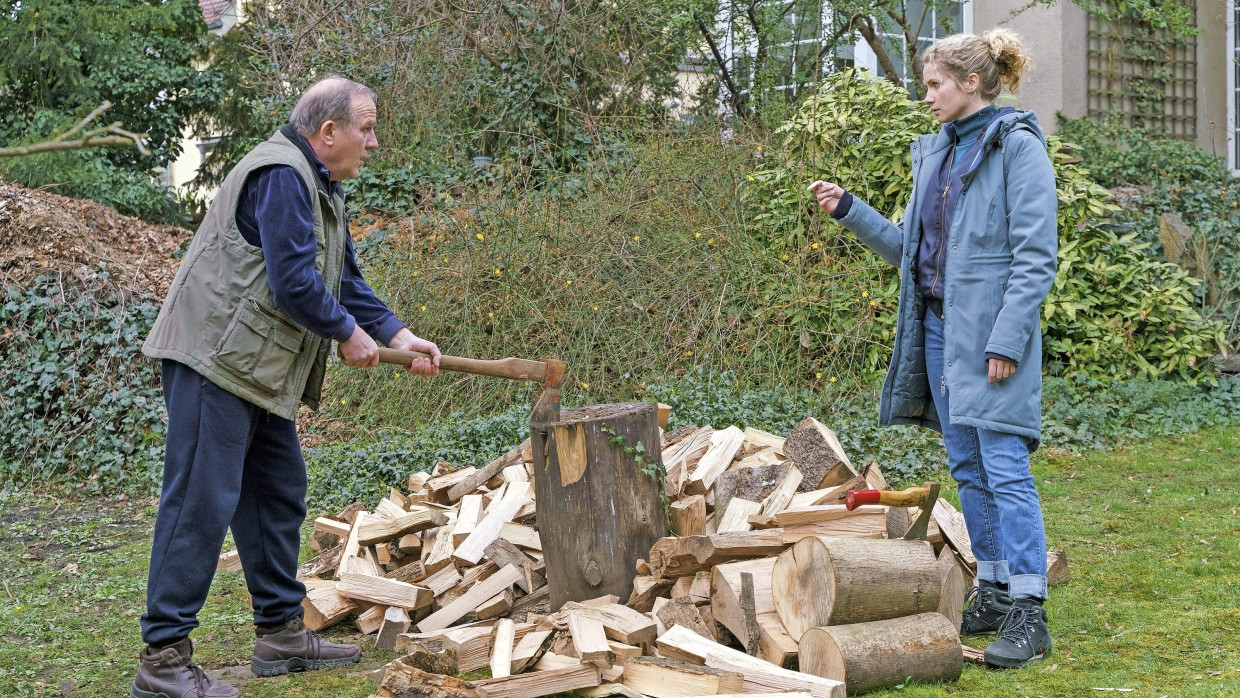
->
[844,481,940,540]
[373,348,567,423]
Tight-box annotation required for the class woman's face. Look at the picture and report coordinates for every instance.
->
[923,63,979,124]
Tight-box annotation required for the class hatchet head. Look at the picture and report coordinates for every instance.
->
[530,358,566,425]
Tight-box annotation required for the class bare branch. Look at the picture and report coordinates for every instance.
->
[851,14,904,91]
[0,102,151,158]
[696,18,746,117]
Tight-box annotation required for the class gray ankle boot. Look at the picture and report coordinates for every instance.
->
[251,616,361,677]
[985,597,1053,668]
[131,638,240,698]
[960,579,1012,636]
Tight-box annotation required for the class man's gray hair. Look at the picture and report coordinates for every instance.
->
[290,77,376,137]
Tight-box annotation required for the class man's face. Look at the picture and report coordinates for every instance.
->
[321,96,378,182]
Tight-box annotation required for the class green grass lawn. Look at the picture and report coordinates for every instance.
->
[2,425,1238,697]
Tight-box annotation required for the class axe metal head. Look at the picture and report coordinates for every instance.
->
[530,358,567,425]
[901,481,940,540]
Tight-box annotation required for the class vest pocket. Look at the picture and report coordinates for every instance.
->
[214,300,305,395]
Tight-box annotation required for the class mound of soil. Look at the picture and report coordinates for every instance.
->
[0,182,191,297]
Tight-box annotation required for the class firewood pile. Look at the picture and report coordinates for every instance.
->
[219,414,1068,697]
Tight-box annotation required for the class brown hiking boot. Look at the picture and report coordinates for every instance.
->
[130,638,240,698]
[251,617,361,677]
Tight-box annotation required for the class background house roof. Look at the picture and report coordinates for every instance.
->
[199,0,231,28]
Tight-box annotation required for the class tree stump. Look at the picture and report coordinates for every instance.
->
[532,403,669,610]
[798,612,963,695]
[770,537,941,640]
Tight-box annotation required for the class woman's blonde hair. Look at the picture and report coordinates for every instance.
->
[920,28,1032,101]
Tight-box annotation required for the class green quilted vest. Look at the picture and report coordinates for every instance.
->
[143,131,348,419]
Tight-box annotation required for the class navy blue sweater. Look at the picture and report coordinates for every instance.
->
[234,126,406,345]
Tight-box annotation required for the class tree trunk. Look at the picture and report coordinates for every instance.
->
[798,613,963,695]
[532,403,669,610]
[770,537,941,639]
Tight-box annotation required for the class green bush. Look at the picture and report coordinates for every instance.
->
[1056,115,1240,349]
[0,271,165,493]
[741,70,1223,383]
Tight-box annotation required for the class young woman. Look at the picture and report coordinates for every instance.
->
[810,29,1058,669]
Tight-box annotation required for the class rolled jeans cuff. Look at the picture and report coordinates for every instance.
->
[1009,573,1048,601]
[976,560,1010,584]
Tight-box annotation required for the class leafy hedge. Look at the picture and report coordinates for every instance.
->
[745,69,1224,383]
[0,271,165,493]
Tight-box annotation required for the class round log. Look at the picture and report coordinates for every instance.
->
[770,537,941,639]
[532,403,670,610]
[936,549,966,631]
[799,612,963,695]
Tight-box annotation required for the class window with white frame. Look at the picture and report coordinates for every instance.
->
[853,0,971,96]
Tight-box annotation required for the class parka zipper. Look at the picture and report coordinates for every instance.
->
[929,148,956,303]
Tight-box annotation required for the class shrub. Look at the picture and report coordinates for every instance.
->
[742,69,1223,384]
[0,270,165,493]
[1056,115,1240,350]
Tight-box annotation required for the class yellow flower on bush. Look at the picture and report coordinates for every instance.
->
[633,235,641,242]
[475,233,484,240]
[829,376,838,383]
[420,305,427,312]
[747,175,755,182]
[811,242,820,250]
[695,232,702,239]
[816,372,822,379]
[580,382,590,389]
[862,290,869,298]
[566,279,573,286]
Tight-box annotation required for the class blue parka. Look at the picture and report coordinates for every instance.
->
[835,109,1058,447]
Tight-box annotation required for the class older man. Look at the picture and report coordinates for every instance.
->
[132,77,439,698]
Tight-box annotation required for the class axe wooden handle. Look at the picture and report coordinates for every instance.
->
[376,348,549,384]
[846,485,934,511]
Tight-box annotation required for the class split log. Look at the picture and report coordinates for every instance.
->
[473,664,601,698]
[399,623,534,674]
[560,601,658,649]
[655,625,844,698]
[453,495,485,546]
[386,559,428,584]
[358,509,447,547]
[569,612,616,669]
[798,613,962,695]
[710,558,796,667]
[712,461,791,527]
[685,426,746,495]
[490,618,516,679]
[931,499,975,569]
[447,441,528,503]
[499,522,542,552]
[418,564,523,633]
[621,657,744,698]
[454,481,531,566]
[647,530,789,578]
[339,572,434,611]
[216,550,241,573]
[717,498,762,534]
[358,603,390,634]
[314,516,352,540]
[376,658,480,698]
[298,544,343,578]
[531,403,670,610]
[510,629,555,674]
[663,427,714,494]
[760,467,803,516]
[302,578,357,631]
[421,565,463,597]
[741,427,786,453]
[781,418,855,492]
[484,538,546,593]
[671,495,707,537]
[378,607,412,651]
[656,596,715,642]
[770,537,941,639]
[476,589,515,620]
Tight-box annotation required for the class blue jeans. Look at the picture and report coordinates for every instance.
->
[923,311,1048,600]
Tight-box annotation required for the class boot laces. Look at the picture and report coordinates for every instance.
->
[182,658,211,696]
[998,605,1039,648]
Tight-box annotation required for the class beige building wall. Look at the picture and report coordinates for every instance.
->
[1195,3,1229,159]
[972,0,1088,135]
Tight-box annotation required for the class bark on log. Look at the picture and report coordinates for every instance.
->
[532,403,670,610]
[771,537,941,639]
[781,419,855,492]
[798,613,962,695]
[936,549,966,630]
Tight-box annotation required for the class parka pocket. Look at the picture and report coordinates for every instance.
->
[214,299,305,395]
